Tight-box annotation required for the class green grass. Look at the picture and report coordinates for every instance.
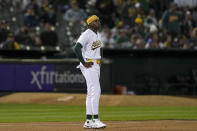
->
[0,103,197,123]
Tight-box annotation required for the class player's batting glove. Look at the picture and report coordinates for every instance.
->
[84,62,93,68]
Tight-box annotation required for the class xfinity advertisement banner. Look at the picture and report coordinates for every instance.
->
[54,63,86,92]
[0,63,86,92]
[0,64,15,91]
[15,64,55,91]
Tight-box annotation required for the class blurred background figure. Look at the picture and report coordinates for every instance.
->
[95,0,116,28]
[100,25,115,48]
[144,9,158,30]
[134,38,145,49]
[25,0,41,18]
[40,4,57,26]
[181,11,196,38]
[24,6,39,27]
[63,0,87,23]
[132,17,146,37]
[2,33,19,50]
[0,20,9,44]
[40,23,58,47]
[120,0,137,27]
[115,28,130,48]
[163,35,173,48]
[190,27,197,48]
[15,24,31,45]
[161,2,182,38]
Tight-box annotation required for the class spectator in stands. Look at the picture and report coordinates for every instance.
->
[181,11,196,38]
[23,0,42,9]
[15,24,32,45]
[120,0,137,27]
[137,0,150,14]
[144,9,158,29]
[162,3,183,37]
[40,23,58,46]
[24,6,39,27]
[150,0,172,19]
[159,28,169,43]
[95,0,116,28]
[134,38,145,49]
[2,33,19,50]
[135,2,144,18]
[132,17,146,37]
[63,0,87,23]
[111,21,124,40]
[25,33,41,46]
[40,0,58,19]
[41,0,50,13]
[40,4,57,26]
[22,0,31,9]
[190,27,197,48]
[163,35,173,48]
[34,34,42,46]
[26,0,41,17]
[192,6,197,26]
[58,0,70,13]
[176,35,190,49]
[115,28,130,48]
[0,20,9,44]
[145,33,161,49]
[100,26,115,48]
[129,34,138,48]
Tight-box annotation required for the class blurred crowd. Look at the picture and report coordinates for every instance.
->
[97,0,197,49]
[1,0,197,50]
[0,0,59,50]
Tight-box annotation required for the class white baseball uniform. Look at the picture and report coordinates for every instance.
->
[77,28,102,115]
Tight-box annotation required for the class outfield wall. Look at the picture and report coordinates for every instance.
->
[104,49,197,95]
[1,49,197,95]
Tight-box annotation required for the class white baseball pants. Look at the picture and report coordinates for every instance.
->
[79,62,101,115]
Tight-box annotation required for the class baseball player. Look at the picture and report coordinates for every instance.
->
[74,15,106,129]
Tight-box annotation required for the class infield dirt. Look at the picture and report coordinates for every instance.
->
[0,120,197,131]
[0,93,197,106]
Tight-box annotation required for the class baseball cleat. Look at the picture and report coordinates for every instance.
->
[83,120,94,129]
[92,119,107,129]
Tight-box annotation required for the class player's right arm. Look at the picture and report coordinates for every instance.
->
[74,42,93,68]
